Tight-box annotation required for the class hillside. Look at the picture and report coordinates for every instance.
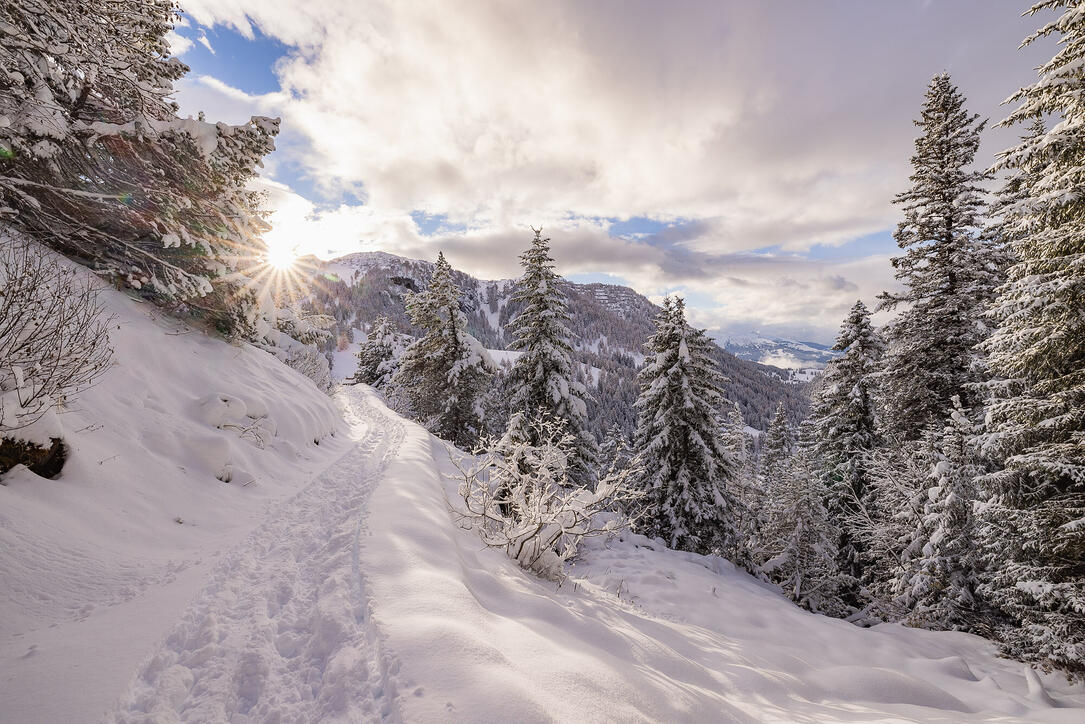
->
[0,253,346,722]
[3,256,1083,723]
[304,251,809,433]
[98,385,1085,722]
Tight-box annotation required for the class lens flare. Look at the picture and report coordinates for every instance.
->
[266,244,298,270]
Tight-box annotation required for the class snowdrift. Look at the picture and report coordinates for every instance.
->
[359,389,1085,722]
[0,255,346,723]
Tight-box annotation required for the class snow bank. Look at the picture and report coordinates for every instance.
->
[0,252,347,723]
[360,391,1085,722]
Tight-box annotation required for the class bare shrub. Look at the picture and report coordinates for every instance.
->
[447,415,642,580]
[0,236,113,434]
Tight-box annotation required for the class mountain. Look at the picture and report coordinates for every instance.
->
[716,332,840,371]
[301,251,810,434]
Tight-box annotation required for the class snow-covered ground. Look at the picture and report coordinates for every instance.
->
[355,389,1085,722]
[3,269,1085,722]
[0,270,346,723]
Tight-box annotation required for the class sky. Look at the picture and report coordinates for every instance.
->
[166,1,1051,344]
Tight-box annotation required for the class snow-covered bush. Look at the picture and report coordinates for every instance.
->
[245,305,336,393]
[273,306,336,348]
[282,344,333,393]
[0,236,112,436]
[448,414,641,580]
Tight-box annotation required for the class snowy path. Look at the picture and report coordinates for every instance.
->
[111,390,404,723]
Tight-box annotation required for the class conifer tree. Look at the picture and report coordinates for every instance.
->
[599,423,634,476]
[0,1,279,336]
[859,437,933,618]
[351,316,408,389]
[762,421,848,617]
[810,301,886,592]
[759,403,795,498]
[976,1,1085,680]
[506,229,598,486]
[756,403,796,566]
[722,400,753,476]
[897,397,984,631]
[632,297,742,558]
[396,252,494,448]
[878,73,995,440]
[723,399,760,550]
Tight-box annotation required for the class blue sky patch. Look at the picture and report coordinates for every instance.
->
[175,17,290,95]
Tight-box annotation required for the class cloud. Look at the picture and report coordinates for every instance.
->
[165,30,193,56]
[170,0,1051,340]
[246,180,896,340]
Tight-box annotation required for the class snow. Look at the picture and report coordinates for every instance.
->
[111,394,402,722]
[0,261,345,724]
[3,261,1085,722]
[358,390,1085,722]
[485,348,524,366]
[331,327,367,381]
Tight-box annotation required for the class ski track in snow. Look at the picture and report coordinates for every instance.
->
[110,392,404,723]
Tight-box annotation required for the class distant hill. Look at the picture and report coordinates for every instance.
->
[716,332,840,371]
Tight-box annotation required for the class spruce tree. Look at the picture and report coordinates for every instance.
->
[599,423,634,476]
[632,297,742,558]
[396,252,494,448]
[756,403,796,566]
[810,300,886,594]
[898,397,984,631]
[976,1,1085,680]
[878,73,994,440]
[759,403,795,498]
[351,316,408,389]
[723,399,760,551]
[861,436,933,618]
[762,421,848,617]
[506,229,599,486]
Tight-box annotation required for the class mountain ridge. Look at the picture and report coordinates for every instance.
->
[301,250,810,434]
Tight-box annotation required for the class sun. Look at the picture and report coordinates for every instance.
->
[266,244,298,270]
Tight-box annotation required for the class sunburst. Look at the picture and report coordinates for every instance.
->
[266,244,299,270]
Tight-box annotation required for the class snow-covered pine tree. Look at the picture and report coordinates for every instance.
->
[351,316,408,390]
[506,229,598,486]
[723,399,761,552]
[632,297,743,558]
[974,1,1085,681]
[878,73,995,440]
[755,403,796,566]
[809,300,886,595]
[395,252,495,448]
[896,397,984,631]
[599,422,634,476]
[722,400,754,478]
[762,421,848,617]
[0,1,279,337]
[759,403,795,499]
[857,436,933,619]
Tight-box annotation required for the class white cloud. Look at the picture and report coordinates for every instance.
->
[170,0,1050,340]
[165,30,193,56]
[197,34,215,54]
